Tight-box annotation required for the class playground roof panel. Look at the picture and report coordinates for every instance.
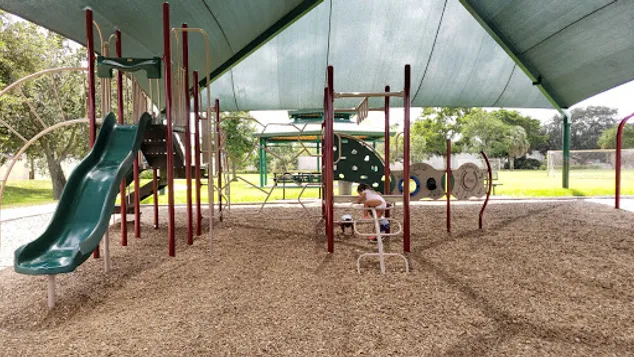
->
[0,0,321,101]
[207,0,634,112]
[207,0,554,111]
[4,0,634,112]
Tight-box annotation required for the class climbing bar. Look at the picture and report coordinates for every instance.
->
[334,91,404,98]
[334,107,385,112]
[97,56,162,78]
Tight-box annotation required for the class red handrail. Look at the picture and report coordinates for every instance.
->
[615,112,634,209]
[479,151,492,230]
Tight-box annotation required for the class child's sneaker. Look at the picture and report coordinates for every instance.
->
[368,236,378,243]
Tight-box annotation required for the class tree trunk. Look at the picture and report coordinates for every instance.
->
[43,149,66,200]
[231,162,238,181]
[509,156,515,170]
[28,155,35,180]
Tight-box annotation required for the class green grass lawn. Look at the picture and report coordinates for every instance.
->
[495,169,634,197]
[1,180,55,208]
[3,170,634,209]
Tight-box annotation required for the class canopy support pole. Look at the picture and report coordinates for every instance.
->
[562,113,570,189]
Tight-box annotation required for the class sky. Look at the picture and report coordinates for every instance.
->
[251,79,634,131]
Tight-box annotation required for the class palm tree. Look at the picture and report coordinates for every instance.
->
[506,126,530,170]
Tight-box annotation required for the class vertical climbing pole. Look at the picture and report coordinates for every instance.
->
[446,139,452,232]
[131,34,141,239]
[384,85,391,232]
[403,65,411,253]
[182,24,193,245]
[193,70,202,235]
[115,30,128,245]
[326,67,335,253]
[321,95,326,221]
[163,2,176,257]
[153,168,159,228]
[215,99,223,222]
[86,8,99,259]
[384,85,391,195]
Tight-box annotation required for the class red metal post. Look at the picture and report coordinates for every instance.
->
[86,10,96,147]
[403,65,411,252]
[115,30,128,245]
[153,168,159,229]
[384,85,391,232]
[182,23,193,245]
[446,139,452,233]
[479,151,492,229]
[326,67,335,253]
[193,71,202,235]
[163,2,176,256]
[215,99,223,222]
[86,9,99,259]
[615,112,634,209]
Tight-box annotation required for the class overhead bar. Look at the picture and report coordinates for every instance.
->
[334,107,385,112]
[334,91,404,99]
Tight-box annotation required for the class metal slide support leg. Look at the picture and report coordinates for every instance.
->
[48,275,56,308]
[104,229,110,272]
[562,113,570,189]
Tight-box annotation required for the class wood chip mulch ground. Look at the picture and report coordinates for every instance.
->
[0,201,633,356]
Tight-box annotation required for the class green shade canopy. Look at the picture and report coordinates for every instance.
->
[0,0,321,105]
[460,0,634,109]
[206,0,634,111]
[3,0,633,112]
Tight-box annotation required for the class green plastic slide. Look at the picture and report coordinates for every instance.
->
[14,113,150,275]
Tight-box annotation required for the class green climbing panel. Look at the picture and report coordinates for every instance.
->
[97,56,162,79]
[333,134,394,193]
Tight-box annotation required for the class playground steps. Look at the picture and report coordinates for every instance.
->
[140,124,186,170]
[114,175,167,214]
[111,124,206,214]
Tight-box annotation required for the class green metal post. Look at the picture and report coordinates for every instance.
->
[259,138,265,187]
[316,141,320,172]
[562,113,570,188]
[263,138,268,186]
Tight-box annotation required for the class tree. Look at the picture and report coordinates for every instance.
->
[543,106,619,151]
[492,109,546,152]
[458,109,509,157]
[0,14,88,199]
[411,107,471,155]
[506,126,530,169]
[220,111,256,180]
[377,128,426,164]
[598,125,634,149]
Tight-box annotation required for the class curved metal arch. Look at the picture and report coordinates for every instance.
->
[0,67,87,98]
[0,118,100,251]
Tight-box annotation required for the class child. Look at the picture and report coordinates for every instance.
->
[356,183,388,242]
[356,183,386,218]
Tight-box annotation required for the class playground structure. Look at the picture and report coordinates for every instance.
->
[1,2,497,306]
[211,65,493,273]
[2,4,219,307]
